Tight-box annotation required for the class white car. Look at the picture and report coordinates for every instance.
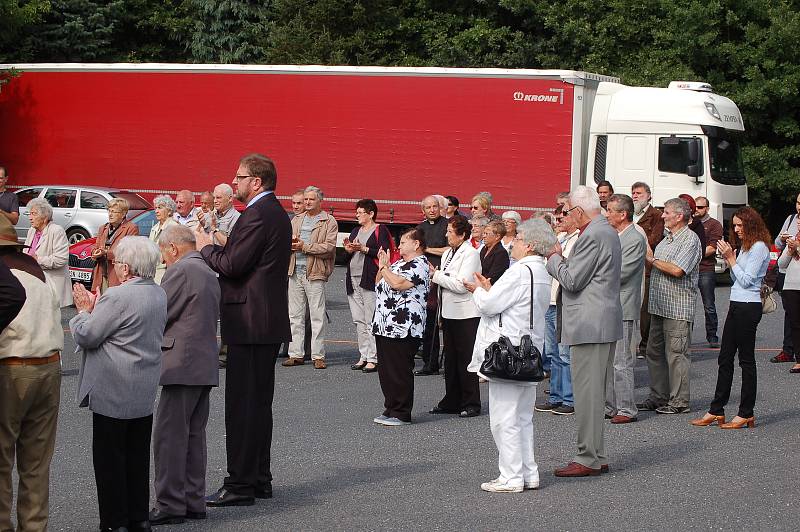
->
[14,185,150,244]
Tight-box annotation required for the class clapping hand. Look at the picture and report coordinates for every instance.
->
[194,224,213,250]
[464,271,492,293]
[196,209,206,227]
[377,247,389,269]
[291,237,304,252]
[788,238,799,258]
[717,239,735,263]
[72,283,97,313]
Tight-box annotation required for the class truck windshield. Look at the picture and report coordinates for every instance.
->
[708,132,745,186]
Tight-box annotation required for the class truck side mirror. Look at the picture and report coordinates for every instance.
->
[686,164,700,178]
[687,138,699,164]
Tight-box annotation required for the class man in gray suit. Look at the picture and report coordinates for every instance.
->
[604,194,646,424]
[150,225,221,525]
[547,185,622,477]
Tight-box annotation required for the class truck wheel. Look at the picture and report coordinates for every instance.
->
[67,228,90,245]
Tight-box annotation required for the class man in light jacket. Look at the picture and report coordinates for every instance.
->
[284,186,338,369]
[150,224,221,525]
[546,186,622,477]
[604,194,646,424]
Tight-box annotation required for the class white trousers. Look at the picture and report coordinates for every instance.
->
[488,381,538,487]
[288,271,327,359]
[347,278,377,363]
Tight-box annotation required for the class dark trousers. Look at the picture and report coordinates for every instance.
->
[375,335,419,422]
[782,290,800,361]
[698,271,719,342]
[710,301,762,418]
[780,290,795,356]
[224,344,279,496]
[92,413,152,529]
[154,385,211,516]
[438,317,481,412]
[421,290,440,372]
[638,276,652,355]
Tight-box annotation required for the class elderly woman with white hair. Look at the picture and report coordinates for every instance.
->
[23,197,72,306]
[501,210,522,255]
[149,194,179,283]
[91,197,139,293]
[464,219,556,493]
[70,236,167,531]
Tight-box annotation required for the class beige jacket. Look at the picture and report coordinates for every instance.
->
[288,211,338,281]
[24,222,73,307]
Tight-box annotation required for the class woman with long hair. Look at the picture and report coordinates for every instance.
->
[691,207,770,429]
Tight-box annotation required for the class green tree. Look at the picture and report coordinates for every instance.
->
[185,0,271,63]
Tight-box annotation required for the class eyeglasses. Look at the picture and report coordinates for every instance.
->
[234,174,254,181]
[696,205,708,210]
[470,206,480,210]
[448,203,456,207]
[563,205,582,215]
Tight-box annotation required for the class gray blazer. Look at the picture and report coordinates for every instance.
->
[547,215,623,346]
[71,277,167,419]
[618,225,647,321]
[159,251,221,386]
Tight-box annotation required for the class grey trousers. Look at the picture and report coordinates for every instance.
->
[153,385,211,516]
[645,315,691,408]
[570,342,615,469]
[606,320,639,418]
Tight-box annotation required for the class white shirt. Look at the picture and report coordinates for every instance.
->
[467,255,551,384]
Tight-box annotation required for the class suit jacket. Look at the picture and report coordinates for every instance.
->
[432,241,481,320]
[618,224,647,321]
[160,251,220,386]
[71,277,167,419]
[479,243,510,284]
[547,215,623,345]
[91,219,139,291]
[201,192,291,345]
[25,222,72,307]
[636,204,665,251]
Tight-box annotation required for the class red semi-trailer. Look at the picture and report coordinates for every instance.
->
[0,64,618,226]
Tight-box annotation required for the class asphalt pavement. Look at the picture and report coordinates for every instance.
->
[38,267,800,530]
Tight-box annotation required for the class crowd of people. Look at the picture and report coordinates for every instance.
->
[0,155,787,529]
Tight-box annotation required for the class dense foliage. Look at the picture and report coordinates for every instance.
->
[1,0,798,223]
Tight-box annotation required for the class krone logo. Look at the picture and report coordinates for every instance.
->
[513,88,565,104]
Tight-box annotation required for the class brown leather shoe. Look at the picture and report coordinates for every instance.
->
[719,416,755,429]
[610,415,637,424]
[554,462,602,477]
[313,359,327,369]
[689,413,725,427]
[281,358,304,367]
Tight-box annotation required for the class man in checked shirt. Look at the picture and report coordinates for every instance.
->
[637,197,702,415]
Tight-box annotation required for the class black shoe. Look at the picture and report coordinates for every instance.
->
[205,487,255,507]
[459,408,480,418]
[128,522,152,531]
[185,511,206,520]
[351,361,367,370]
[362,364,378,373]
[636,399,664,411]
[254,486,273,499]
[534,401,561,412]
[148,509,184,526]
[429,406,458,414]
[551,405,575,416]
[414,369,439,376]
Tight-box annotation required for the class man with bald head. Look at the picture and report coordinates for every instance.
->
[174,190,200,230]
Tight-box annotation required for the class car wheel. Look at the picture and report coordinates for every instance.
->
[67,228,90,245]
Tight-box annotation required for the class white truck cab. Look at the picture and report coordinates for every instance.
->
[587,80,747,229]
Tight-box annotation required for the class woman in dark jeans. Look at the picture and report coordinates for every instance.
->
[775,214,800,374]
[691,207,770,429]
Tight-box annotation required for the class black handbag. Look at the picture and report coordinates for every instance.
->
[479,265,545,382]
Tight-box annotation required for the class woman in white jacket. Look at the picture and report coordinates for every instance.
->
[24,198,73,307]
[429,215,483,417]
[464,219,556,493]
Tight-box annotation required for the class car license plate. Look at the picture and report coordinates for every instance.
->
[70,269,92,282]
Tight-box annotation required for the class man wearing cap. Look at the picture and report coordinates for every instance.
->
[0,215,63,531]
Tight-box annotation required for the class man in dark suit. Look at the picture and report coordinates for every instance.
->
[196,153,291,507]
[150,224,221,525]
[632,181,665,358]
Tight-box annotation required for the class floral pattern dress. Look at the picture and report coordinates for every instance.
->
[372,255,430,339]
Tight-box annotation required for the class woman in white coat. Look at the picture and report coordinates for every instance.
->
[464,219,556,493]
[429,215,483,417]
[148,195,178,284]
[24,198,73,307]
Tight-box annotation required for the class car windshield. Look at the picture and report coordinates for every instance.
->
[708,132,746,186]
[111,192,151,210]
[131,210,157,236]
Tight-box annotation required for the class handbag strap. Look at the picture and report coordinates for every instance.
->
[498,264,534,329]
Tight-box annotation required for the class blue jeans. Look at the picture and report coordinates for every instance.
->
[549,343,573,406]
[543,305,557,373]
[698,271,719,342]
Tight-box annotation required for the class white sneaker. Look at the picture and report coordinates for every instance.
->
[373,415,389,424]
[480,478,523,493]
[375,416,411,426]
[524,480,540,490]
